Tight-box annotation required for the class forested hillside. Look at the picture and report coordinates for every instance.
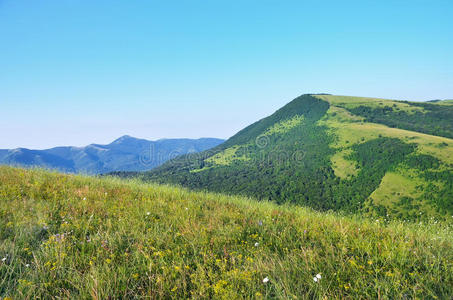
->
[116,94,453,221]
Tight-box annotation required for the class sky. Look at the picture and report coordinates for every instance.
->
[0,0,452,149]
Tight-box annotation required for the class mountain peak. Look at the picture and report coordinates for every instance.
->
[110,135,141,145]
[113,134,133,141]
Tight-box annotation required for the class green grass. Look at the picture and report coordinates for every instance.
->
[1,166,452,299]
[330,149,359,179]
[205,145,250,166]
[314,95,426,114]
[435,100,453,105]
[261,115,305,136]
[368,171,424,208]
[317,98,453,163]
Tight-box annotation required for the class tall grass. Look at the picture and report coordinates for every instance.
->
[0,166,452,299]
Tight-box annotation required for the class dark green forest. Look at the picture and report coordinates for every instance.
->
[348,102,453,139]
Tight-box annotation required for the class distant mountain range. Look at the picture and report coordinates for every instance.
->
[0,136,224,174]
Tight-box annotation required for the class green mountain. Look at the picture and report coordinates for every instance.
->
[120,94,453,221]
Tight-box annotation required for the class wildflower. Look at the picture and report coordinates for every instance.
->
[262,277,269,283]
[185,207,188,210]
[258,220,263,226]
[313,277,318,282]
[83,197,86,200]
[25,264,30,267]
[316,274,321,279]
[1,257,6,262]
[254,242,259,247]
[146,212,150,216]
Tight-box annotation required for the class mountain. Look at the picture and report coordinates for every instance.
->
[120,94,453,221]
[0,136,224,174]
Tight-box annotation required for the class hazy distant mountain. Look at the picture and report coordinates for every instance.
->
[0,136,224,174]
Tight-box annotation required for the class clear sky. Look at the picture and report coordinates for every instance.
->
[1,0,452,149]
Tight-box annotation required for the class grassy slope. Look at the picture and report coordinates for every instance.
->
[1,166,452,299]
[315,95,453,162]
[316,95,453,139]
[315,95,453,219]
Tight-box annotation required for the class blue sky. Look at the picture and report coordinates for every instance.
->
[1,0,452,149]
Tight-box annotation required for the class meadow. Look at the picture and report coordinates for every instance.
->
[1,166,452,299]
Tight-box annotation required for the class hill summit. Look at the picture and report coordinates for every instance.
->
[123,94,453,221]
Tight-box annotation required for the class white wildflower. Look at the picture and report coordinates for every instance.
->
[262,277,269,283]
[254,242,259,247]
[313,277,318,282]
[316,274,321,279]
[25,264,30,267]
[146,212,150,216]
[1,257,6,262]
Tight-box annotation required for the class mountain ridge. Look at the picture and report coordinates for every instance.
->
[0,136,224,174]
